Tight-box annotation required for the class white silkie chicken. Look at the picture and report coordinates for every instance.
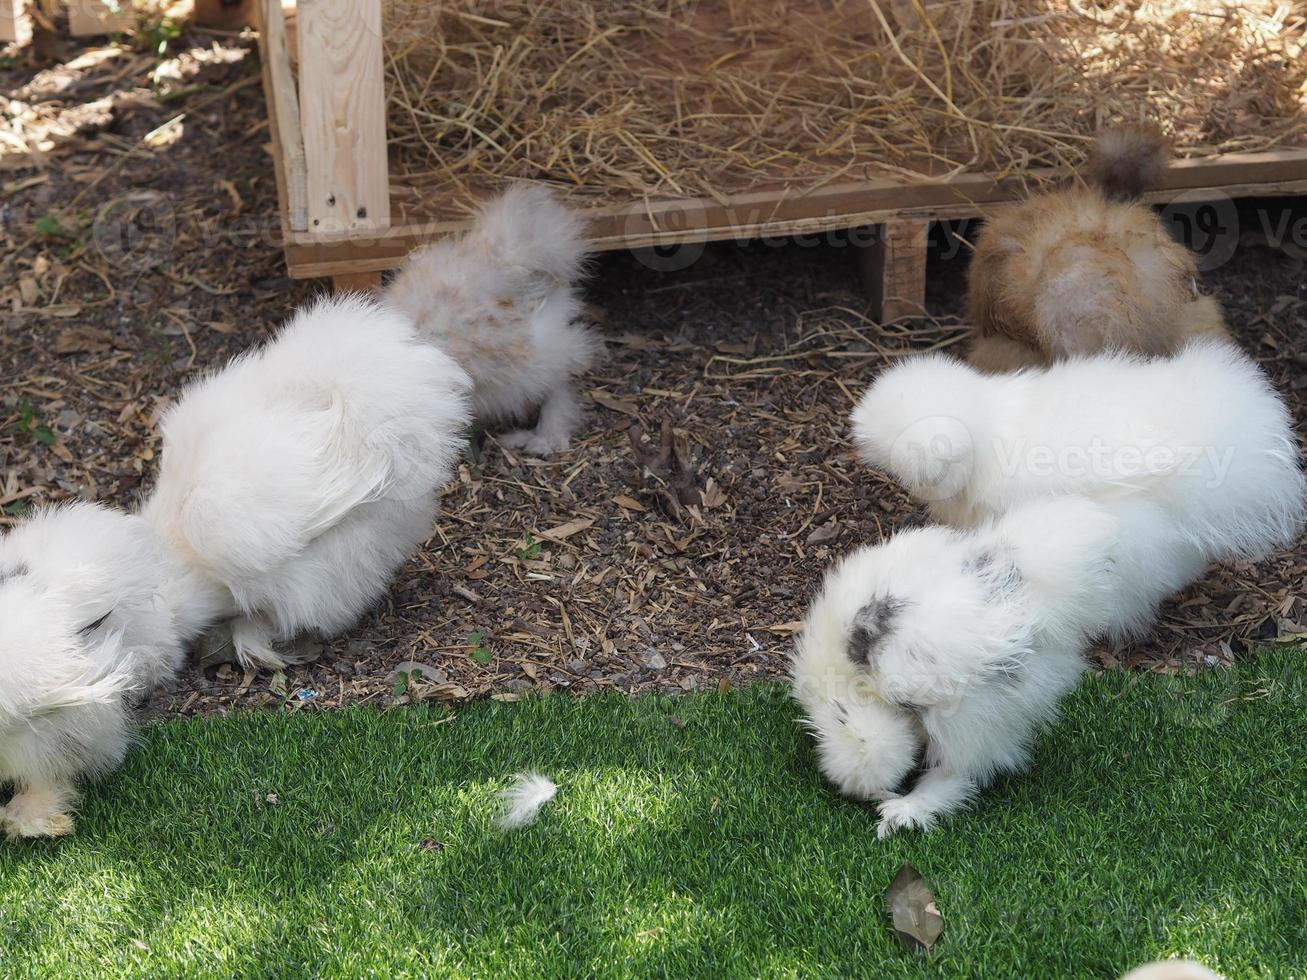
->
[850,339,1306,637]
[142,293,472,670]
[383,185,598,456]
[0,503,223,837]
[792,496,1120,837]
[0,296,471,836]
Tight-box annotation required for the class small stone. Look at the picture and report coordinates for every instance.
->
[644,651,668,670]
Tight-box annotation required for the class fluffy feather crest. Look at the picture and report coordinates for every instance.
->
[1086,123,1170,201]
[470,184,589,286]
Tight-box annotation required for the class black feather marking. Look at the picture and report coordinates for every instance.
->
[965,547,1024,598]
[79,611,111,635]
[962,548,995,575]
[847,596,906,666]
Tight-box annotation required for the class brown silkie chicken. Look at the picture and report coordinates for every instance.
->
[966,126,1229,373]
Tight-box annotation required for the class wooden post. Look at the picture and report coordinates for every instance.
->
[254,0,310,234]
[856,218,929,322]
[1,0,31,44]
[296,0,391,238]
[66,0,132,36]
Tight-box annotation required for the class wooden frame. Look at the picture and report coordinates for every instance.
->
[1,0,31,42]
[255,0,1307,313]
[2,0,131,42]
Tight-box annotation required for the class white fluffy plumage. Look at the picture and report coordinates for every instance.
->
[383,184,598,456]
[142,293,473,670]
[0,502,199,837]
[792,495,1121,837]
[497,772,558,830]
[850,339,1305,636]
[0,295,471,836]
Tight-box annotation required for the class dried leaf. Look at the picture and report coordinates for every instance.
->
[589,390,642,417]
[806,522,841,546]
[540,517,596,541]
[612,494,647,512]
[886,862,943,952]
[53,327,114,354]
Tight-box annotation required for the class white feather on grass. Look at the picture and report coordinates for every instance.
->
[497,772,557,830]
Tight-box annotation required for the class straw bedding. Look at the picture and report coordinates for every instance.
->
[380,0,1307,220]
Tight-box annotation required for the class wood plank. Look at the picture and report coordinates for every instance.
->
[253,0,308,234]
[296,0,390,236]
[1,0,32,44]
[288,147,1307,249]
[66,0,133,36]
[272,149,1307,279]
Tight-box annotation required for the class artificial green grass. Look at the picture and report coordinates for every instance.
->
[1,653,1303,979]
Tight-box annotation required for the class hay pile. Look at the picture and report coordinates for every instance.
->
[380,0,1307,218]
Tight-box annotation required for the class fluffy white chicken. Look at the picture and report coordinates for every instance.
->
[142,293,472,670]
[0,502,224,837]
[0,296,470,836]
[383,185,598,456]
[793,495,1120,837]
[850,339,1305,635]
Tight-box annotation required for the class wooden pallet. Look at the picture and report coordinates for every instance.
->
[255,0,1307,315]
